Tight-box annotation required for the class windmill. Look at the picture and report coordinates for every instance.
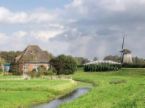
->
[120,35,133,64]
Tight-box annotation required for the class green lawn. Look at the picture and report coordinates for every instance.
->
[60,68,145,108]
[0,77,77,108]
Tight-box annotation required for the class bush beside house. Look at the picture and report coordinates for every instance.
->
[50,55,77,75]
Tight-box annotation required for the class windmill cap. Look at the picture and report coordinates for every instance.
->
[120,49,131,54]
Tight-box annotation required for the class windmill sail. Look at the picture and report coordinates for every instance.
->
[121,36,125,64]
[122,36,125,50]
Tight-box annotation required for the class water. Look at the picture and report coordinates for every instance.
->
[33,87,90,108]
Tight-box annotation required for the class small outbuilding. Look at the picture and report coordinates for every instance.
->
[4,63,11,72]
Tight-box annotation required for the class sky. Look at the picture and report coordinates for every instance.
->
[0,0,145,59]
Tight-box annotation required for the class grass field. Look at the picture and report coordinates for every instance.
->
[60,68,145,108]
[0,68,145,108]
[0,76,77,108]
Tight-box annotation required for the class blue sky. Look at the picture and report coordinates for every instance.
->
[0,0,145,59]
[0,0,71,11]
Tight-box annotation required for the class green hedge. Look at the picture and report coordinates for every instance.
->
[84,63,122,72]
[122,64,145,68]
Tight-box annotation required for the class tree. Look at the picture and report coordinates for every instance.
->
[74,57,90,65]
[93,57,98,61]
[104,55,121,62]
[50,55,77,75]
[9,62,20,75]
[0,57,5,72]
[132,56,145,65]
[0,51,22,63]
[0,57,5,65]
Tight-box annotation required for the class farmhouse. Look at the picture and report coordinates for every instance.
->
[13,45,50,74]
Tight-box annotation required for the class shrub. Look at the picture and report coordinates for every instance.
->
[9,63,21,75]
[84,63,121,72]
[37,65,47,75]
[0,69,2,73]
[29,69,36,78]
[50,55,77,75]
[29,65,47,78]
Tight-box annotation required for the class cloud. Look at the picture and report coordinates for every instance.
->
[1,0,145,59]
[13,31,28,38]
[0,7,28,24]
[60,0,145,58]
[30,30,64,41]
[0,7,58,24]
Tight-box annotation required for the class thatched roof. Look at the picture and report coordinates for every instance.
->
[15,45,50,63]
[121,49,131,54]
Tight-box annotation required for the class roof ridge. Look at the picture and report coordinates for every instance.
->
[15,45,50,63]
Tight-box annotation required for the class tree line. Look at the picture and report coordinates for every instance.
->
[0,51,145,65]
[0,51,22,63]
[104,55,145,65]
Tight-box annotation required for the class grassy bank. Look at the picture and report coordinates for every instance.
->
[0,77,77,108]
[60,68,145,108]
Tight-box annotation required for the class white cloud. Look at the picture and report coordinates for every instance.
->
[30,30,64,41]
[13,31,28,38]
[29,12,58,23]
[0,7,28,24]
[0,7,57,24]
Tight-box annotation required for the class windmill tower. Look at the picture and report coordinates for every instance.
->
[120,36,133,64]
